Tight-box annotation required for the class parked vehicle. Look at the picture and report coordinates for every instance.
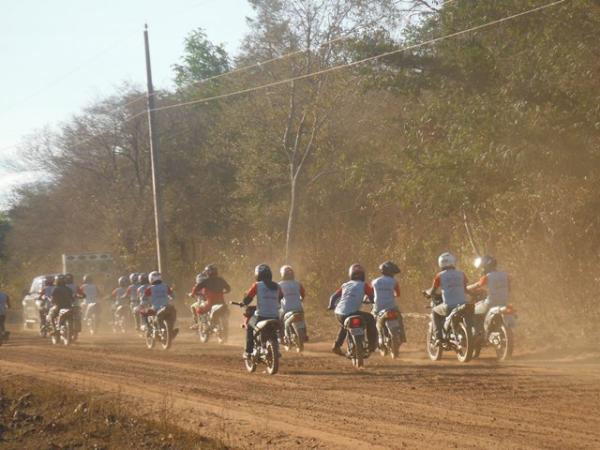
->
[232,303,280,375]
[281,310,307,353]
[423,290,474,363]
[376,309,403,359]
[197,303,228,344]
[21,275,56,330]
[51,307,77,346]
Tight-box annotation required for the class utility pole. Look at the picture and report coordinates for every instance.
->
[144,24,167,274]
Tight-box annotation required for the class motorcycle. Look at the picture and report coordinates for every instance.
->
[35,297,51,337]
[232,302,280,375]
[376,309,404,359]
[472,301,517,361]
[423,289,474,363]
[144,305,176,350]
[51,307,77,346]
[85,302,100,335]
[112,299,129,333]
[197,303,228,344]
[342,314,371,368]
[281,310,307,353]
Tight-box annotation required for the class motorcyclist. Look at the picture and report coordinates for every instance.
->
[38,275,55,326]
[427,252,469,346]
[79,274,102,325]
[278,265,309,341]
[48,274,74,334]
[63,273,83,333]
[467,255,510,336]
[327,264,378,356]
[372,261,406,346]
[135,273,150,330]
[111,276,129,317]
[142,271,178,338]
[125,273,141,330]
[189,270,208,329]
[241,264,283,359]
[0,289,10,339]
[190,264,231,332]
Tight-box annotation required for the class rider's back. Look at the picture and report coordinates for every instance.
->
[484,271,509,307]
[335,280,366,316]
[436,269,467,307]
[372,276,398,313]
[52,286,73,309]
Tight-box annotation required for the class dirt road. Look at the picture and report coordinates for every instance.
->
[1,328,599,449]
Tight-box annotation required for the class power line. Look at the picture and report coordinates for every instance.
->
[185,0,458,88]
[146,0,567,115]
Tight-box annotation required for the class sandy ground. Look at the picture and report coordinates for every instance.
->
[1,323,599,450]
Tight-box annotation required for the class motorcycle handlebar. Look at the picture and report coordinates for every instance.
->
[230,301,245,307]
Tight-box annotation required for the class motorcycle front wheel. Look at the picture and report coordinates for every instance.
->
[244,353,257,373]
[390,334,400,359]
[265,338,279,375]
[426,323,443,361]
[495,324,514,361]
[88,314,96,336]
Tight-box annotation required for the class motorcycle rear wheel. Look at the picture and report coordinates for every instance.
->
[145,326,155,349]
[426,323,443,361]
[390,335,400,359]
[350,335,364,369]
[265,339,279,375]
[244,354,257,373]
[62,322,72,346]
[88,314,96,336]
[455,322,473,363]
[160,320,172,350]
[495,324,514,361]
[198,321,209,343]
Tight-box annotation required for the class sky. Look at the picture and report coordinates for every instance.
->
[0,0,254,205]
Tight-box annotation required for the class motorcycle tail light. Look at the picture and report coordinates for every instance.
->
[349,317,362,328]
[386,310,398,320]
[293,313,304,321]
[504,304,515,315]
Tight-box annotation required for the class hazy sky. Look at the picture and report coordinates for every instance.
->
[0,0,253,202]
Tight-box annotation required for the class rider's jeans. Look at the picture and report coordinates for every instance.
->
[375,309,407,343]
[432,303,454,340]
[334,311,377,351]
[245,315,273,354]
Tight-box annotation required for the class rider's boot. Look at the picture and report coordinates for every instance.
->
[331,343,344,356]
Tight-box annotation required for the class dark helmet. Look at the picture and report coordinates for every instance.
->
[348,263,365,281]
[204,264,218,277]
[54,274,66,286]
[65,273,74,284]
[118,276,128,287]
[83,274,93,284]
[379,261,401,277]
[45,275,55,286]
[254,264,272,283]
[474,255,497,274]
[138,273,149,285]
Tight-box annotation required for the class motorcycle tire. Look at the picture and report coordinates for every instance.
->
[265,338,279,375]
[455,322,473,363]
[160,320,172,350]
[198,321,209,343]
[495,324,514,361]
[145,326,156,349]
[472,347,481,359]
[426,323,443,361]
[62,321,72,346]
[351,335,364,369]
[390,335,400,359]
[88,314,96,336]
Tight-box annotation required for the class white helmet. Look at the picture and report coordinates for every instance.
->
[149,271,162,284]
[280,265,294,279]
[438,252,456,269]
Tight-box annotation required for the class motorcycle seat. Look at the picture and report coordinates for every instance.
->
[255,319,280,331]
